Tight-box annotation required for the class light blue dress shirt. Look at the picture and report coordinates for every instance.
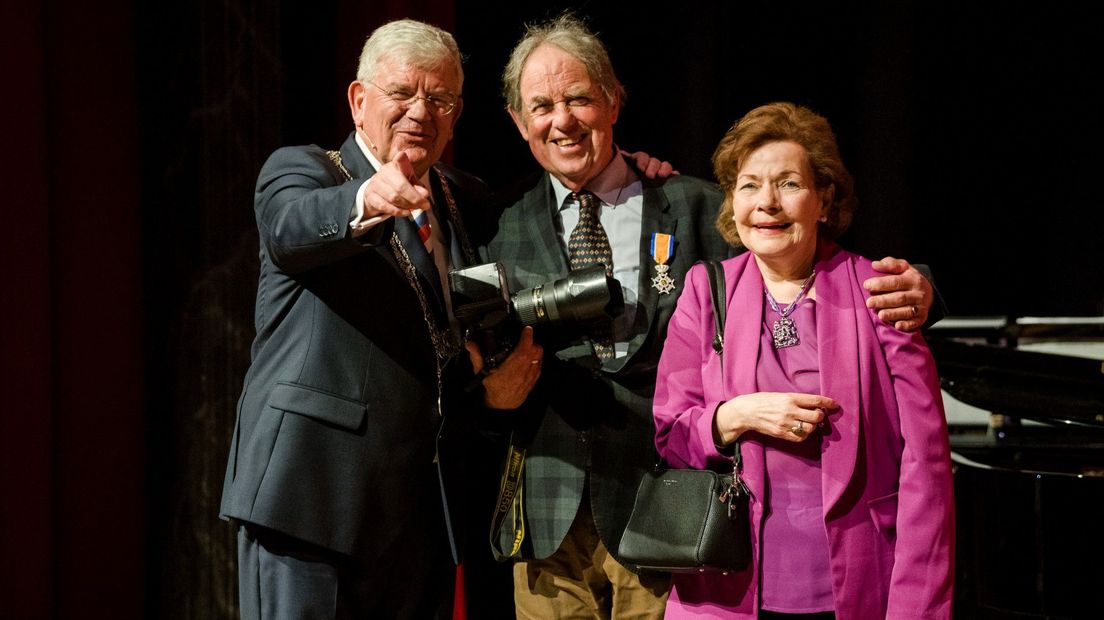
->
[550,155,644,358]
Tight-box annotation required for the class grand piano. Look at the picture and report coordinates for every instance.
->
[928,317,1104,619]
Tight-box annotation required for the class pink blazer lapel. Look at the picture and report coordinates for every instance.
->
[721,246,866,517]
[814,243,862,514]
[724,254,764,400]
[724,254,769,507]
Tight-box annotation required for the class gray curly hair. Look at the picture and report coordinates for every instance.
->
[501,12,624,119]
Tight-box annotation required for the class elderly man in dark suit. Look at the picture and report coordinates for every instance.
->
[219,18,541,619]
[480,14,936,618]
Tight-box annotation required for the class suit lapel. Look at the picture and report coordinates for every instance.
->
[396,215,446,311]
[608,180,677,370]
[526,174,572,280]
[814,243,861,515]
[340,133,446,317]
[725,255,771,521]
[710,246,862,521]
[339,133,372,179]
[429,169,462,269]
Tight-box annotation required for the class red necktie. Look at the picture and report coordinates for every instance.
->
[411,209,432,253]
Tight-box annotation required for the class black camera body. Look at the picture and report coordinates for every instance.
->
[449,262,624,368]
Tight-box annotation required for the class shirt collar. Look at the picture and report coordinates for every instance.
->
[552,149,638,211]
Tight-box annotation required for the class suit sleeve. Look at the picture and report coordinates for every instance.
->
[653,263,732,470]
[875,313,956,618]
[910,263,948,328]
[255,146,381,274]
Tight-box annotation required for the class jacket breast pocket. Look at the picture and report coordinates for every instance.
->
[267,381,366,432]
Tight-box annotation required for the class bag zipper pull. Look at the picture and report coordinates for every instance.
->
[726,478,749,519]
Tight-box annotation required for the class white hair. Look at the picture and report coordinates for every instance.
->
[356,19,464,92]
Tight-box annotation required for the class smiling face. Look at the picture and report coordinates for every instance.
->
[348,55,463,177]
[509,44,619,191]
[731,140,829,276]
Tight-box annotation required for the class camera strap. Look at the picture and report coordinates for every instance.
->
[489,439,528,561]
[488,392,548,562]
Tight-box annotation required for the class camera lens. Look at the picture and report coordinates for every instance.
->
[512,265,623,326]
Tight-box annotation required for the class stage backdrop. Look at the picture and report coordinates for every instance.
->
[2,1,1101,618]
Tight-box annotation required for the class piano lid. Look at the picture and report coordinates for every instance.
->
[928,317,1104,428]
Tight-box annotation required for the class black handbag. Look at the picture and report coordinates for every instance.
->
[617,259,752,573]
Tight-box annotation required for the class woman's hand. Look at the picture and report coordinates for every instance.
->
[714,392,838,445]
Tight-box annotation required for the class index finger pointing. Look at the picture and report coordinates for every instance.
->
[392,151,418,183]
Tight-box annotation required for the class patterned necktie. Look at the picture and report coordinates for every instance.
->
[411,209,433,254]
[568,190,615,360]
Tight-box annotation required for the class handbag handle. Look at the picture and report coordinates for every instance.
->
[700,259,745,476]
[703,259,726,354]
[652,259,736,468]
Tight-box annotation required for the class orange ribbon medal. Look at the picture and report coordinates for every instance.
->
[650,232,676,294]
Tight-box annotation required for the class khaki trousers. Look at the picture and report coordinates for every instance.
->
[513,496,670,619]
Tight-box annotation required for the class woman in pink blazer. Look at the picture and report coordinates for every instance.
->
[653,102,954,619]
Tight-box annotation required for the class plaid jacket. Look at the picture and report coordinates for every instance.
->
[482,162,731,563]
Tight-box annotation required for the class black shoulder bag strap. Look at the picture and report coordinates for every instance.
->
[703,259,726,355]
[701,260,753,517]
[650,258,730,472]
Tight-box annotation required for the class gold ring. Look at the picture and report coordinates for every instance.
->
[790,422,807,437]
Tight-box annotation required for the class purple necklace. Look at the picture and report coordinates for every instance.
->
[764,272,816,349]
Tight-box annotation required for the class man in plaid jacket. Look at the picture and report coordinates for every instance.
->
[478,14,937,619]
[481,16,730,618]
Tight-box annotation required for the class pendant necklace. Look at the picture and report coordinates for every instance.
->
[765,272,816,349]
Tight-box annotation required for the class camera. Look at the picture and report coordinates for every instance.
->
[449,262,624,368]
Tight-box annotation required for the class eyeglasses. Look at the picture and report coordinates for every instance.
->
[368,81,459,116]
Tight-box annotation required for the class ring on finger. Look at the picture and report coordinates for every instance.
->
[790,421,807,437]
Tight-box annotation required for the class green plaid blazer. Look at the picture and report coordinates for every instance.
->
[482,162,732,563]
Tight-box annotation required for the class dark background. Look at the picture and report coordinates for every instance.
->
[3,0,1101,617]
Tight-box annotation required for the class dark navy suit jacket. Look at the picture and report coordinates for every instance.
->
[220,132,492,564]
